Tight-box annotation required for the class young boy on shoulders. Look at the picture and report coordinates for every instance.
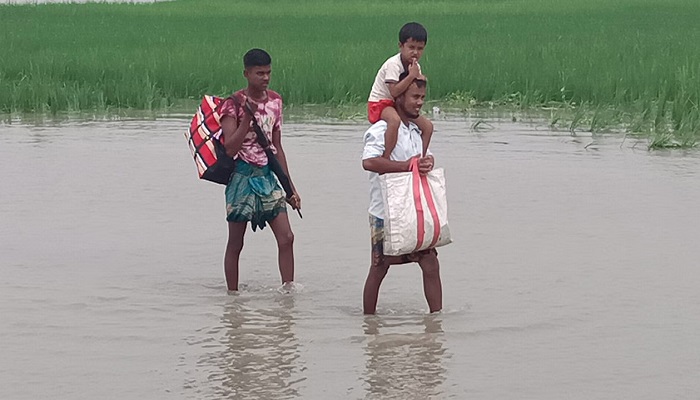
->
[367,22,434,158]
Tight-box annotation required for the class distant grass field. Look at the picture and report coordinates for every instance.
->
[1,0,699,146]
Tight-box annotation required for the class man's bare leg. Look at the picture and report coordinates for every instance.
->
[418,251,442,312]
[363,253,414,314]
[363,262,390,315]
[268,212,295,284]
[224,221,248,291]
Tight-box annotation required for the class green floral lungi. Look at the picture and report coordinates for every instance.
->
[226,159,287,231]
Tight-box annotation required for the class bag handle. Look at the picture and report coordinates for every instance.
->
[410,158,425,251]
[410,157,442,251]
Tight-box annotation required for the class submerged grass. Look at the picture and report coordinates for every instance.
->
[1,0,700,147]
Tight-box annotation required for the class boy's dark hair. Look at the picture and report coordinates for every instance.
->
[243,48,272,68]
[399,71,427,89]
[399,22,428,44]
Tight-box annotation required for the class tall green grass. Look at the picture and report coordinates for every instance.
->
[1,0,699,146]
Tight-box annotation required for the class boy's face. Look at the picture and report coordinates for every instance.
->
[243,65,271,91]
[398,38,426,64]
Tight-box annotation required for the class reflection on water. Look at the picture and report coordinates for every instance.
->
[194,294,305,399]
[362,315,448,399]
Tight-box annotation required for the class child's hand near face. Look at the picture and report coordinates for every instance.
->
[408,58,420,78]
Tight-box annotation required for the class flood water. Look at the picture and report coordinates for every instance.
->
[1,116,699,399]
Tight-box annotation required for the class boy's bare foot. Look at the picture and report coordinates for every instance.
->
[278,281,303,294]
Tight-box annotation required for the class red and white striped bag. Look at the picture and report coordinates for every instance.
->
[380,158,452,255]
[184,95,235,185]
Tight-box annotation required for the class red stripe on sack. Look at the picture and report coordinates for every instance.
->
[192,126,206,147]
[202,113,220,137]
[201,96,215,114]
[200,142,216,167]
[420,172,441,248]
[189,115,200,132]
[197,96,222,140]
[195,153,206,176]
[411,157,425,252]
[189,112,201,144]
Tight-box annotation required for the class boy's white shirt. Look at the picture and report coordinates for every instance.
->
[362,120,431,219]
[368,53,422,102]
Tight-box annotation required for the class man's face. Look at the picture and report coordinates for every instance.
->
[396,82,426,119]
[244,65,271,91]
[399,38,425,64]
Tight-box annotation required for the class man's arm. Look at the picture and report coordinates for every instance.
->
[362,156,411,174]
[221,111,252,157]
[363,155,434,175]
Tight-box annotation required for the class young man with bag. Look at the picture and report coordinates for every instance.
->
[218,48,301,292]
[361,73,442,314]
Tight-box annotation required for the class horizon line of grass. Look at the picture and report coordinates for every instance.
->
[1,0,699,147]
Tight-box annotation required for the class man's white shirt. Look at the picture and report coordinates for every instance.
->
[362,120,430,219]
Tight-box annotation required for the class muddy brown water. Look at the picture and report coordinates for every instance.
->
[1,117,699,399]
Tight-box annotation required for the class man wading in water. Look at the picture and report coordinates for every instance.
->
[218,48,301,292]
[361,73,443,314]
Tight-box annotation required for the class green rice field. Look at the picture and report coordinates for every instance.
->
[1,0,699,147]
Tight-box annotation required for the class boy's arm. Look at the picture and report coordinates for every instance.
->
[221,111,252,157]
[386,80,411,99]
[387,60,422,98]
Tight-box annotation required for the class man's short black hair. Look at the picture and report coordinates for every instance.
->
[243,48,272,68]
[398,71,427,89]
[399,22,428,44]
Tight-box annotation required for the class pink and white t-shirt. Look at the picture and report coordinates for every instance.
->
[218,90,283,167]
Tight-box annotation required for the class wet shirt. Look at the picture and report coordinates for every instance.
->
[362,120,430,219]
[218,90,283,167]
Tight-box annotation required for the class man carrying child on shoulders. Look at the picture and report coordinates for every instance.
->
[361,73,442,315]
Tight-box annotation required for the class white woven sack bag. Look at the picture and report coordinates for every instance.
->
[380,158,452,256]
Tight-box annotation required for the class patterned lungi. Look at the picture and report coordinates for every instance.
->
[226,159,287,231]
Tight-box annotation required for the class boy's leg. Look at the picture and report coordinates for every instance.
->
[380,106,401,158]
[269,212,295,284]
[224,221,248,291]
[417,250,442,313]
[413,115,434,157]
